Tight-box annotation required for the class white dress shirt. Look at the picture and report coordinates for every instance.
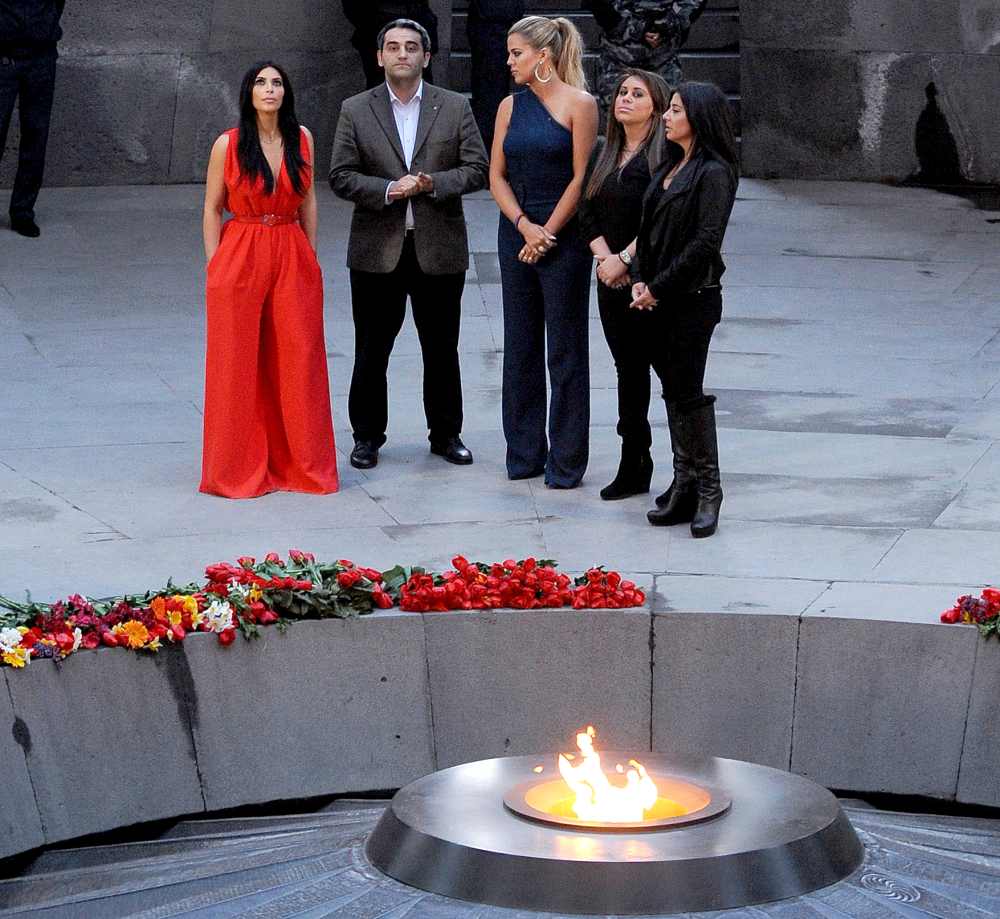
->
[385,80,423,230]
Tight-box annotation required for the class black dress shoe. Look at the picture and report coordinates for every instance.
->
[350,440,379,469]
[430,436,473,465]
[10,217,40,238]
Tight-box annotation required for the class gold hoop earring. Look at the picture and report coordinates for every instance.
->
[533,62,553,84]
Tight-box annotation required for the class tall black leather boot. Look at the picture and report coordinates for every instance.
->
[688,396,723,538]
[600,443,653,500]
[647,402,698,526]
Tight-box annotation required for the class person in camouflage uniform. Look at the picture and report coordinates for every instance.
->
[584,1,707,114]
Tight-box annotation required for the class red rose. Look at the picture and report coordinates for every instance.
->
[82,632,101,650]
[258,609,279,625]
[101,631,119,647]
[237,556,256,568]
[451,555,470,571]
[218,628,237,645]
[337,570,362,588]
[940,608,961,624]
[264,552,283,565]
[373,590,393,609]
[338,559,355,569]
[171,624,186,642]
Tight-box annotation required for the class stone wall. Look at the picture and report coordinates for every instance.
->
[741,1,1000,183]
[0,0,453,187]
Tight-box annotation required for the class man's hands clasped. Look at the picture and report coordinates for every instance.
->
[388,171,435,200]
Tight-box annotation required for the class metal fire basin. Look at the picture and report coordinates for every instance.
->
[365,754,864,916]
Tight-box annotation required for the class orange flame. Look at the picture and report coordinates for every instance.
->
[557,726,657,822]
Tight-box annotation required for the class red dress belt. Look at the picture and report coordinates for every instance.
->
[231,214,298,226]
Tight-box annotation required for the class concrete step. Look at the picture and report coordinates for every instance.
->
[453,8,740,54]
[449,49,740,95]
[453,0,739,10]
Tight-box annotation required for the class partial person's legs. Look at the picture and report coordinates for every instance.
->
[538,235,591,488]
[500,219,548,478]
[263,231,339,492]
[348,264,408,448]
[407,245,466,445]
[597,283,654,499]
[9,53,56,229]
[648,288,723,534]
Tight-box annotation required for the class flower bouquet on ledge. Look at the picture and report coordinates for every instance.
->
[0,552,644,671]
[940,587,1000,639]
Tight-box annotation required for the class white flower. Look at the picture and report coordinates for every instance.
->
[204,599,236,633]
[228,579,251,600]
[0,627,23,653]
[72,627,83,653]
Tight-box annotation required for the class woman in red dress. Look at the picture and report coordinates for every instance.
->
[200,61,339,498]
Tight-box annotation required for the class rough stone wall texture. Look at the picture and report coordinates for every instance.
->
[0,0,453,187]
[741,1,1000,183]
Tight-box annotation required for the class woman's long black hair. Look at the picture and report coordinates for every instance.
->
[665,81,739,178]
[585,69,670,200]
[236,61,309,196]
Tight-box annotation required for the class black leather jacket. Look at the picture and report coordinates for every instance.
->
[635,150,737,301]
[0,0,65,55]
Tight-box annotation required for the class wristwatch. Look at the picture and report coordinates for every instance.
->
[618,249,632,266]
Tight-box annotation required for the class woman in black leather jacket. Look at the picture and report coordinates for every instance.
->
[630,81,738,537]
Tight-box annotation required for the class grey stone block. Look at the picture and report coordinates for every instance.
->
[207,1,345,53]
[651,612,797,769]
[5,646,205,845]
[424,608,651,768]
[958,636,1000,807]
[741,47,1000,184]
[0,671,44,859]
[183,615,434,811]
[1,55,179,188]
[61,2,213,55]
[791,617,977,796]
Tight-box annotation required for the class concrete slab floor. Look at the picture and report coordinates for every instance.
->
[0,180,998,621]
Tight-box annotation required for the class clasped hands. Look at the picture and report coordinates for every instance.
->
[594,253,630,289]
[629,282,658,311]
[518,220,557,264]
[388,172,434,200]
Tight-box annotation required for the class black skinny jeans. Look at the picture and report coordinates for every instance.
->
[648,286,723,410]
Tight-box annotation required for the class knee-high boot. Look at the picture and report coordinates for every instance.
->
[688,396,723,538]
[647,401,698,526]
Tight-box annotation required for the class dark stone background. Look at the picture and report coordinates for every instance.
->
[742,0,1000,183]
[0,0,453,187]
[2,3,998,190]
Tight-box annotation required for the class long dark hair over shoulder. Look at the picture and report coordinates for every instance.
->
[666,81,739,178]
[236,61,310,196]
[585,69,670,199]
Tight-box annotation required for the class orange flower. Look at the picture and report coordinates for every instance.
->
[113,620,151,649]
[151,596,167,623]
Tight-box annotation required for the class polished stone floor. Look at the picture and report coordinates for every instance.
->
[2,798,999,917]
[0,181,999,622]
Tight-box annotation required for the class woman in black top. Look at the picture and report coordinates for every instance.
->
[578,69,670,500]
[631,81,738,537]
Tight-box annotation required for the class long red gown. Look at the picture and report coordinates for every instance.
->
[200,128,339,498]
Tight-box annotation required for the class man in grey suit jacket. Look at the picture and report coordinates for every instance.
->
[330,18,488,470]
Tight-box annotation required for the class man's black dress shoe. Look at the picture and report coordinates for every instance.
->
[10,217,40,238]
[350,440,379,469]
[430,436,473,465]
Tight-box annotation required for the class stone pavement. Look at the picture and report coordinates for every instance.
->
[4,798,1000,917]
[0,180,998,622]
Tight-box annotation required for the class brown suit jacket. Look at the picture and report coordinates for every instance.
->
[329,81,489,275]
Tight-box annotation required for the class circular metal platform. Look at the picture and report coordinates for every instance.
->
[366,753,864,915]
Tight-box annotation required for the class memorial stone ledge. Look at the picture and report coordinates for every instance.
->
[0,671,44,860]
[422,604,653,769]
[957,636,1000,807]
[182,613,435,812]
[4,645,206,846]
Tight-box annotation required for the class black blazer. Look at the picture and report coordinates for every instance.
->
[635,150,737,301]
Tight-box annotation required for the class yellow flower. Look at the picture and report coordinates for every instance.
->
[182,596,199,615]
[2,648,29,668]
[113,620,151,649]
[249,586,262,602]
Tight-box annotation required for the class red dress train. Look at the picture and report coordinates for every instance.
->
[200,128,339,498]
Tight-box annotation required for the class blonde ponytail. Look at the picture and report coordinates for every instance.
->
[552,17,586,90]
[509,14,588,91]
